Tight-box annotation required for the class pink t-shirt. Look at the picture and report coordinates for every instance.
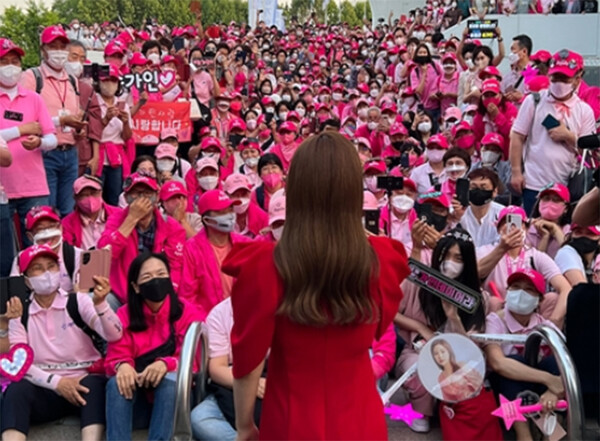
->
[476,245,561,297]
[0,87,55,199]
[210,241,233,299]
[526,223,571,259]
[410,63,441,111]
[438,72,459,113]
[205,297,234,363]
[192,70,214,106]
[20,64,79,146]
[80,209,108,250]
[512,91,595,191]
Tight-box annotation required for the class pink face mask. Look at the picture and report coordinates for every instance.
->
[539,200,565,221]
[77,196,103,216]
[455,134,475,150]
[281,133,296,145]
[262,172,283,190]
[482,96,501,109]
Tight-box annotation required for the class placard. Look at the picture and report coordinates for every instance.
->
[467,19,498,39]
[131,101,191,145]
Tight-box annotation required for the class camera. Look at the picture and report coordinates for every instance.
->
[377,176,404,191]
[83,63,110,82]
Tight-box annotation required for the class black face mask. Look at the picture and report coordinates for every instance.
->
[414,56,431,65]
[570,237,599,255]
[138,277,174,303]
[392,141,404,151]
[430,213,448,232]
[469,189,493,206]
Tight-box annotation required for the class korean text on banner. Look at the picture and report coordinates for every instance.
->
[132,101,191,145]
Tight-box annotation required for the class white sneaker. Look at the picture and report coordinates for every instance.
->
[409,416,430,433]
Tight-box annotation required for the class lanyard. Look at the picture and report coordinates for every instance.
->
[47,75,68,109]
[505,248,526,276]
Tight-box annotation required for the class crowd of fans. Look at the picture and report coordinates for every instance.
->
[0,2,599,440]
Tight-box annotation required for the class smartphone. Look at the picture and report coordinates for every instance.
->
[417,103,425,113]
[428,172,439,188]
[79,249,111,292]
[417,203,433,225]
[400,152,410,169]
[542,113,561,130]
[506,213,522,232]
[456,177,470,207]
[364,210,380,235]
[235,50,248,64]
[173,37,185,52]
[377,176,404,191]
[0,276,29,314]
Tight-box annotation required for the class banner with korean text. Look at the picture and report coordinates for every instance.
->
[131,101,191,145]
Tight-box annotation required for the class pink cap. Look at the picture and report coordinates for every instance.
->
[357,83,370,94]
[228,118,246,132]
[160,128,179,141]
[129,52,150,66]
[200,137,223,151]
[418,191,451,208]
[389,122,408,137]
[401,87,416,97]
[0,38,24,58]
[261,96,274,106]
[364,160,386,174]
[572,224,600,236]
[444,106,462,121]
[116,31,134,46]
[539,182,570,203]
[104,39,126,56]
[279,121,297,133]
[268,195,286,225]
[451,121,472,138]
[198,189,240,215]
[195,157,219,173]
[161,55,179,66]
[363,191,378,210]
[155,143,178,160]
[507,269,546,296]
[223,173,251,194]
[381,101,398,114]
[73,175,102,195]
[135,30,151,41]
[286,111,301,122]
[442,52,457,63]
[40,25,69,45]
[531,50,552,63]
[481,132,504,147]
[427,134,449,149]
[356,137,372,151]
[465,104,478,113]
[160,180,187,201]
[481,78,501,95]
[549,50,584,78]
[479,65,503,80]
[25,206,60,231]
[100,64,120,80]
[496,205,528,226]
[123,172,159,193]
[19,244,59,274]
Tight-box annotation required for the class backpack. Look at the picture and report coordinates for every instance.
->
[255,185,266,211]
[62,241,75,282]
[32,67,79,96]
[20,292,107,356]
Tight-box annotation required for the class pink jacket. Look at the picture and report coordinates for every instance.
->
[97,207,186,303]
[62,203,119,248]
[268,142,299,172]
[355,125,388,157]
[180,229,249,320]
[472,102,518,160]
[239,202,269,237]
[371,323,397,380]
[184,167,224,213]
[105,296,203,375]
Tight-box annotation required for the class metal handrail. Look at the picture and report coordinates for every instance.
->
[172,321,208,441]
[524,325,585,440]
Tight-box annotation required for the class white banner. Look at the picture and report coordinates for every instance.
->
[248,0,278,29]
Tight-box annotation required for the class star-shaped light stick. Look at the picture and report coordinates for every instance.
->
[384,403,424,426]
[491,394,568,430]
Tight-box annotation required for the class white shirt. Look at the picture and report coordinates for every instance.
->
[460,202,504,247]
[410,161,447,194]
[554,244,586,276]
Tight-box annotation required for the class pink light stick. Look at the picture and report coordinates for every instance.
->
[491,395,568,430]
[384,403,424,426]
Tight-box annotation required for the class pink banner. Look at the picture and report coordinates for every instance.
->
[132,101,191,145]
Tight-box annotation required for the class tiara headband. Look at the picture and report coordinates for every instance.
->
[443,230,473,243]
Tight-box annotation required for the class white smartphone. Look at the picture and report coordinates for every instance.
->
[506,213,522,232]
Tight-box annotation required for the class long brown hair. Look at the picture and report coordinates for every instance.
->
[274,132,377,326]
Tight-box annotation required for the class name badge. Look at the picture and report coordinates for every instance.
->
[3,110,23,122]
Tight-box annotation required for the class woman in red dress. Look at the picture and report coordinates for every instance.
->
[222,132,410,440]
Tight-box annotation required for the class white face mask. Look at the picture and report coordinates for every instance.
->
[156,158,176,172]
[370,89,379,98]
[45,50,69,70]
[445,164,467,174]
[481,150,501,165]
[389,55,398,63]
[217,102,230,112]
[64,61,83,78]
[265,107,275,114]
[463,115,474,125]
[364,176,379,193]
[148,53,160,64]
[272,225,284,240]
[391,194,415,213]
[203,152,219,161]
[296,108,306,117]
[506,289,540,315]
[357,108,368,118]
[278,112,288,121]
[465,58,475,70]
[418,121,432,133]
[427,148,445,163]
[0,64,22,88]
[282,94,291,102]
[100,81,118,97]
[198,175,219,190]
[507,52,519,66]
[367,121,378,131]
[33,228,63,251]
[245,157,259,168]
[204,212,236,233]
[234,197,250,214]
[27,270,61,295]
[440,260,464,279]
[332,92,343,101]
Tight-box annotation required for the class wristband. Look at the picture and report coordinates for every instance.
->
[0,328,8,338]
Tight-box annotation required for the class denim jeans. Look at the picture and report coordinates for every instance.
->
[43,147,78,217]
[7,195,50,249]
[0,203,14,277]
[191,394,237,441]
[522,188,540,217]
[106,373,177,441]
[101,166,123,207]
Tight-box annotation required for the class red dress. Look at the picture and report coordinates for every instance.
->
[222,236,409,440]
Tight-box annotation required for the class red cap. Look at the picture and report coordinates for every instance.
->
[134,30,151,41]
[40,25,69,45]
[539,182,570,203]
[357,83,370,94]
[442,52,457,63]
[25,206,60,231]
[496,205,528,226]
[116,31,134,46]
[451,121,472,138]
[481,78,501,95]
[286,111,301,122]
[572,224,600,236]
[261,96,274,106]
[332,83,345,92]
[73,175,102,195]
[507,269,546,296]
[278,121,297,133]
[123,173,159,193]
[549,49,584,78]
[228,118,246,133]
[160,180,187,201]
[100,64,120,81]
[155,143,178,160]
[197,189,240,215]
[19,244,59,274]
[364,160,386,174]
[478,65,503,81]
[200,136,223,151]
[381,101,398,114]
[531,50,552,64]
[0,38,24,58]
[223,173,251,194]
[160,128,179,141]
[389,122,408,136]
[129,52,151,66]
[418,191,451,209]
[427,134,450,150]
[104,39,126,56]
[161,55,179,66]
[481,132,504,148]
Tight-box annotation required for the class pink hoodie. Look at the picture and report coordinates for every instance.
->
[62,203,119,248]
[105,296,203,375]
[472,102,518,160]
[371,323,397,380]
[237,201,269,238]
[97,207,187,303]
[179,228,249,320]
